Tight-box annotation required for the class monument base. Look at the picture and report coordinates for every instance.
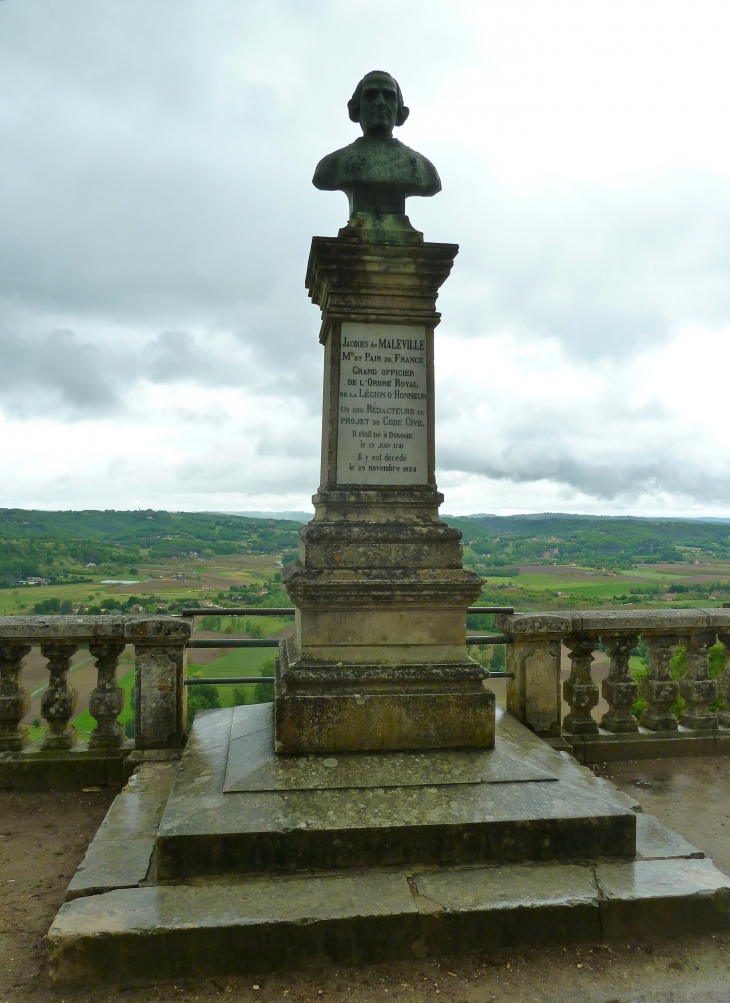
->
[275,635,495,754]
[278,486,490,754]
[47,704,730,985]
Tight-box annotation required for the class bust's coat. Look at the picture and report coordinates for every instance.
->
[313,136,441,215]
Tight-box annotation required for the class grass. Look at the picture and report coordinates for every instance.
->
[72,667,135,735]
[0,552,285,615]
[188,648,274,707]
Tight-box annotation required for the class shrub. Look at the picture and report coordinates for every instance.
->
[253,681,274,703]
[490,645,506,671]
[186,680,221,728]
[200,616,222,631]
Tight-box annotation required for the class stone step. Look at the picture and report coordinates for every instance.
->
[48,855,730,985]
[154,706,637,880]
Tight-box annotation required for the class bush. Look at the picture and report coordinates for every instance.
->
[187,681,221,728]
[124,718,135,739]
[34,597,61,614]
[490,645,506,671]
[232,686,249,706]
[253,681,274,703]
[200,616,222,631]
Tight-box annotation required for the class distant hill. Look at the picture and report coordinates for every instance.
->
[220,510,312,524]
[2,507,729,587]
[0,509,302,586]
[446,513,730,572]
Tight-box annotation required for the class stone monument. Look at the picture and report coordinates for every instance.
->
[277,71,494,753]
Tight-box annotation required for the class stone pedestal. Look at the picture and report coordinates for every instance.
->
[277,229,492,753]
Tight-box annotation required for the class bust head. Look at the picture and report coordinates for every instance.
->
[347,71,409,138]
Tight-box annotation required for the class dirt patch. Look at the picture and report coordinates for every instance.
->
[0,788,117,999]
[2,776,730,1001]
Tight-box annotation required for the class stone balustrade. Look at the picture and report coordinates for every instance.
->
[495,609,730,757]
[0,616,191,759]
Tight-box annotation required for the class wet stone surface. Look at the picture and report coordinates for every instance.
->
[224,703,556,791]
[154,705,635,878]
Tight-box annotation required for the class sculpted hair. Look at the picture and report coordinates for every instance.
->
[347,71,410,127]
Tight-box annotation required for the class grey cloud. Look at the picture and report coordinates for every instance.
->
[430,171,730,362]
[437,400,729,505]
[0,325,123,415]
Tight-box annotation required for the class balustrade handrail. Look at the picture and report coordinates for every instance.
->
[0,610,514,758]
[6,606,723,763]
[180,605,514,617]
[496,607,730,739]
[0,615,191,754]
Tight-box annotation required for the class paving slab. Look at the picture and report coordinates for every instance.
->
[156,706,636,879]
[48,855,730,985]
[64,759,178,900]
[636,812,705,861]
[596,857,730,937]
[66,838,155,900]
[412,861,602,950]
[48,871,419,985]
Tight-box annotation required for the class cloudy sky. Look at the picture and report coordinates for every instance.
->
[2,0,730,517]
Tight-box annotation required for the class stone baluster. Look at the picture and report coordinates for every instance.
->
[716,631,730,728]
[88,640,127,749]
[601,634,639,733]
[679,630,718,730]
[563,634,599,734]
[640,635,679,731]
[40,641,79,749]
[0,643,32,751]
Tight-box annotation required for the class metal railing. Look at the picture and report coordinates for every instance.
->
[183,606,514,685]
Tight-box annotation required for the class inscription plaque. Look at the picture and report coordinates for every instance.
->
[337,322,428,485]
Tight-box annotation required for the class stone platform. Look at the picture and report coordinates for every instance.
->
[47,706,730,985]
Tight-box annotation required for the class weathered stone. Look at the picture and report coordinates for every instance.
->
[88,640,126,749]
[65,761,179,900]
[716,629,730,727]
[563,635,599,735]
[0,744,130,790]
[497,608,730,639]
[155,706,634,881]
[66,838,155,901]
[129,619,190,750]
[506,636,561,735]
[277,230,491,753]
[570,728,730,764]
[601,634,639,733]
[48,853,730,984]
[40,641,79,750]
[679,630,718,730]
[411,862,602,951]
[48,872,420,985]
[0,642,31,751]
[224,703,553,791]
[95,791,167,841]
[640,635,679,731]
[596,857,730,937]
[635,813,704,860]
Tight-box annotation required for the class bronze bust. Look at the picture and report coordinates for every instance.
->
[313,71,441,229]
